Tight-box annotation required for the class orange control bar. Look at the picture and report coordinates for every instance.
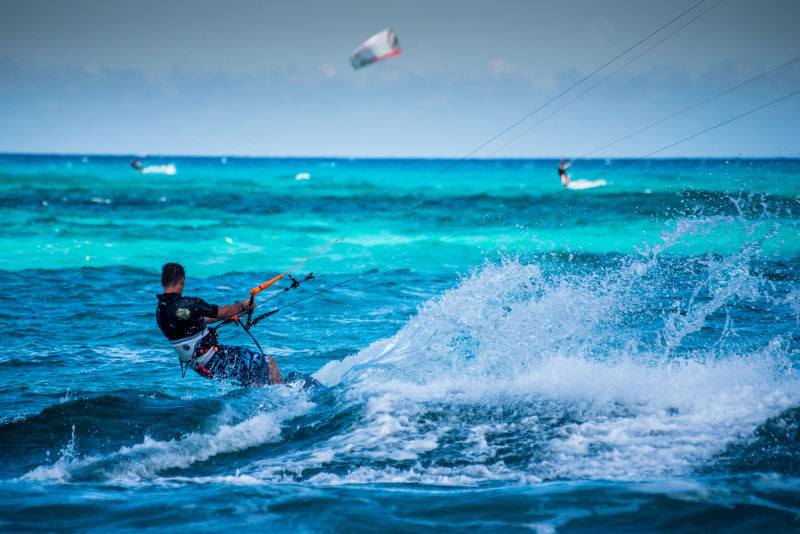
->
[249,238,341,297]
[250,273,286,297]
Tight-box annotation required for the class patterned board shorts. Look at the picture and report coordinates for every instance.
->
[199,345,273,386]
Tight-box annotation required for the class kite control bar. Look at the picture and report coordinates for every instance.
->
[249,238,340,298]
[213,272,315,333]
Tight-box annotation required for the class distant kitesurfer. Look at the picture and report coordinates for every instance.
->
[130,158,143,172]
[156,263,285,386]
[558,158,572,186]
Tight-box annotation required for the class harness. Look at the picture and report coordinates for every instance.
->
[170,328,219,378]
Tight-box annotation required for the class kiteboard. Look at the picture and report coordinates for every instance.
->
[566,179,607,190]
[284,371,325,390]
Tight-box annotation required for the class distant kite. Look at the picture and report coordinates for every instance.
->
[350,29,401,70]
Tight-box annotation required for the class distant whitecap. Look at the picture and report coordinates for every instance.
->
[141,164,177,175]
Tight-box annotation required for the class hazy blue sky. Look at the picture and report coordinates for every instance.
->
[1,0,798,157]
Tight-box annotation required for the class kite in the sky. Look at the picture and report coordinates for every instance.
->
[350,29,401,70]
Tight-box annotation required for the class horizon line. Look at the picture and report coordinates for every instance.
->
[2,151,798,161]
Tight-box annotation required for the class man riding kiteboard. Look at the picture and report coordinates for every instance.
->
[156,262,289,387]
[558,158,572,186]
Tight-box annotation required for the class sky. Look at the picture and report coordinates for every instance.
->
[1,0,798,158]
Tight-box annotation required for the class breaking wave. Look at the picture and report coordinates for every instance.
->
[16,213,800,488]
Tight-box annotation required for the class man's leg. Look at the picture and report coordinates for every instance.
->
[209,345,282,386]
[266,355,284,385]
[234,346,283,386]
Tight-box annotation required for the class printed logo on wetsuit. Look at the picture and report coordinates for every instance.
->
[176,308,191,320]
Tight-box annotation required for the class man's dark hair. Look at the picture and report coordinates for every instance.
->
[161,263,185,286]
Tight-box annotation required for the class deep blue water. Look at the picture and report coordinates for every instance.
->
[0,155,799,532]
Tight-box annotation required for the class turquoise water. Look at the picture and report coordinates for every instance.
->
[1,155,799,532]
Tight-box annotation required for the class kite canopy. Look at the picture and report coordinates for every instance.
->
[350,29,401,70]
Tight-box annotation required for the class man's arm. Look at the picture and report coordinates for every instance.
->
[204,299,255,323]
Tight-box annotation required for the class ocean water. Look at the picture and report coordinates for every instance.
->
[0,154,798,532]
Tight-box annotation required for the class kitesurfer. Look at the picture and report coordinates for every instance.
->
[558,159,572,186]
[155,262,284,386]
[130,158,143,172]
